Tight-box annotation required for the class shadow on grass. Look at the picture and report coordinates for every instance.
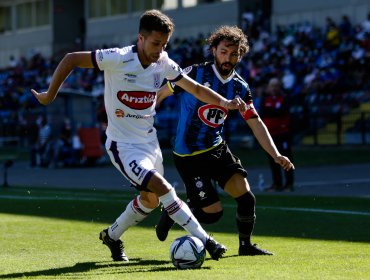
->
[0,187,369,243]
[0,258,212,278]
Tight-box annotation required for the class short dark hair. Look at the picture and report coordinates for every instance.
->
[206,25,249,57]
[139,10,174,36]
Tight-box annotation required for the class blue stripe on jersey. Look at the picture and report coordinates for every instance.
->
[175,93,198,154]
[194,68,220,150]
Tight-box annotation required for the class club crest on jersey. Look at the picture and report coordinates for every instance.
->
[153,73,160,88]
[198,104,228,128]
[183,66,192,75]
[117,91,156,110]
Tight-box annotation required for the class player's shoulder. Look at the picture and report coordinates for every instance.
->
[97,46,134,61]
[233,71,249,88]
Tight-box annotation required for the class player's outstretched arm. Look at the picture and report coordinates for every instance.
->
[247,117,295,171]
[31,52,94,105]
[174,75,244,110]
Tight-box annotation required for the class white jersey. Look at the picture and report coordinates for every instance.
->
[92,46,183,143]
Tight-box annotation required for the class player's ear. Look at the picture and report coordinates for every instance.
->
[212,46,216,57]
[138,33,144,42]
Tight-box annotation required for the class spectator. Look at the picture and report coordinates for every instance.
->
[30,115,53,168]
[259,78,294,191]
[54,118,82,167]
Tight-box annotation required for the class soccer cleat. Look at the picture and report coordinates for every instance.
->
[155,209,175,241]
[99,228,129,262]
[205,237,227,260]
[239,243,274,256]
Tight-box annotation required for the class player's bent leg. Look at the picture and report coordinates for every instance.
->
[235,191,273,256]
[148,174,227,260]
[192,207,223,224]
[224,175,273,256]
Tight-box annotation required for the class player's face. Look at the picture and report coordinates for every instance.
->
[138,31,170,65]
[213,40,241,77]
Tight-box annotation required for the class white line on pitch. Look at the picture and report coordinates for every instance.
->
[0,194,369,216]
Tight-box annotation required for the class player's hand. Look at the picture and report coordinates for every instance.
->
[221,96,246,111]
[31,89,53,105]
[274,155,295,171]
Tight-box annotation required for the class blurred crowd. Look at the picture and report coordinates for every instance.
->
[1,13,370,161]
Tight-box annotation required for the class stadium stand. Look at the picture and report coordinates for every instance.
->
[0,13,369,154]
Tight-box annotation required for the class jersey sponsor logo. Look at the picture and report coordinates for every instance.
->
[114,108,153,119]
[117,91,156,109]
[104,48,117,54]
[122,58,134,64]
[203,82,211,87]
[198,104,228,128]
[115,109,125,118]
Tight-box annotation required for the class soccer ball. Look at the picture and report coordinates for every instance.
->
[169,235,206,269]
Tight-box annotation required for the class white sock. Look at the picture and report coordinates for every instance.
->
[108,195,153,240]
[159,189,209,244]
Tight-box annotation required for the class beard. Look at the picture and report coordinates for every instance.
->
[215,60,236,77]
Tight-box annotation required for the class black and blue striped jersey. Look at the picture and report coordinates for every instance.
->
[170,62,253,156]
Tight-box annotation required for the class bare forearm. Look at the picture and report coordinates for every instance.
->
[250,118,280,159]
[46,54,76,103]
[194,83,229,106]
[31,52,93,105]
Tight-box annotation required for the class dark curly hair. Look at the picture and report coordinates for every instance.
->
[139,10,174,36]
[206,25,249,57]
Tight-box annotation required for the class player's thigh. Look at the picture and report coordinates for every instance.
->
[173,154,220,209]
[212,143,249,195]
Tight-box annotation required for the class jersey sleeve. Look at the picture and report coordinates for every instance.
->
[163,55,184,83]
[167,65,196,95]
[91,48,121,71]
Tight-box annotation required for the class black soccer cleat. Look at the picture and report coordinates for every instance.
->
[155,209,175,241]
[205,237,227,260]
[239,243,274,256]
[99,228,129,262]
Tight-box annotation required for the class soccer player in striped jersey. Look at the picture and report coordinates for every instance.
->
[155,26,294,255]
[31,10,246,262]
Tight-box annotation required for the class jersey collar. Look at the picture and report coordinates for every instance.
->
[211,64,235,84]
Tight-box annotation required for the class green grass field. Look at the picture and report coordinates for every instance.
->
[0,187,369,279]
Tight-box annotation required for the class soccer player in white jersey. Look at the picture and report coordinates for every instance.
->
[31,10,245,262]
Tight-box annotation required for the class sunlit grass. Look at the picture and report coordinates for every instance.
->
[0,187,369,279]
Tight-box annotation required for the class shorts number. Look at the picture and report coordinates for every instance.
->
[129,160,142,176]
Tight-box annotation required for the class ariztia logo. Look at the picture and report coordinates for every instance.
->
[117,91,156,109]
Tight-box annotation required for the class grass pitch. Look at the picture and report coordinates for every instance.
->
[0,187,369,280]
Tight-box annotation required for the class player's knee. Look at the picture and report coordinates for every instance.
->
[235,191,256,217]
[139,192,160,208]
[192,207,223,224]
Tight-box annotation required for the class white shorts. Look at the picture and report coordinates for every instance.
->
[105,138,164,190]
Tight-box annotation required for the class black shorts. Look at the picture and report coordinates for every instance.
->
[173,142,247,209]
